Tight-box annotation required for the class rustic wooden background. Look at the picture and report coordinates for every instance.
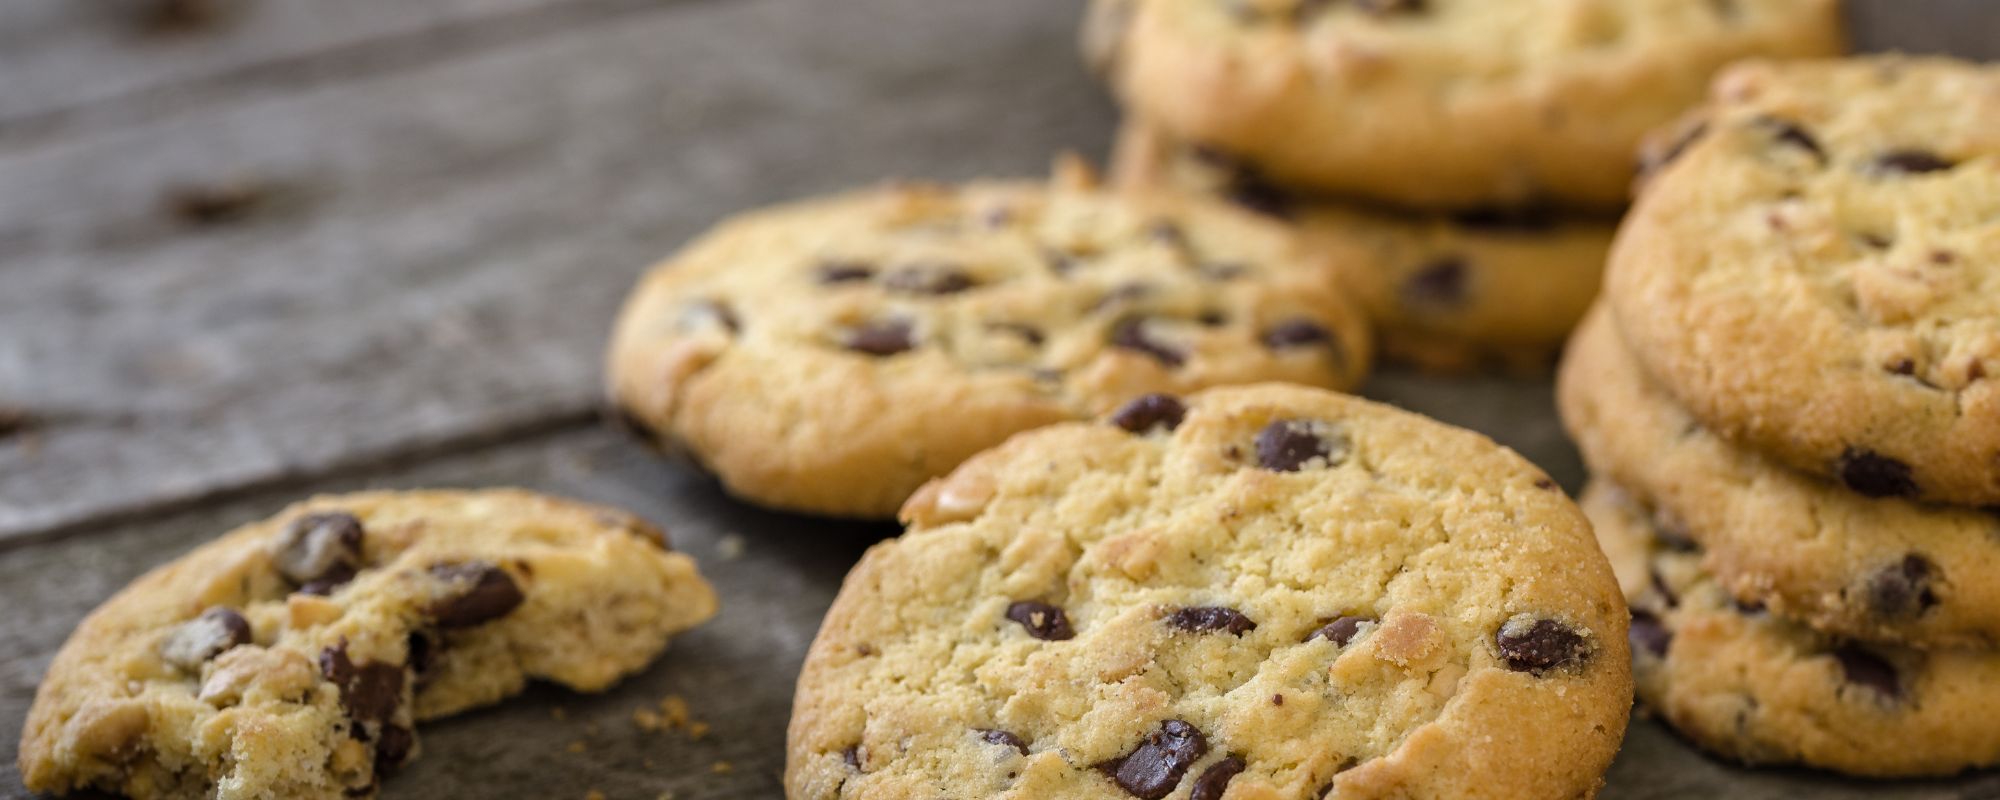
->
[5,1,2000,797]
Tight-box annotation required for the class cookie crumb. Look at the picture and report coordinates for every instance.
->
[689,720,711,741]
[717,534,747,561]
[585,791,605,800]
[566,740,587,754]
[633,707,664,733]
[551,706,568,721]
[711,760,735,774]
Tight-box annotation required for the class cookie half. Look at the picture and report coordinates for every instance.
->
[1561,304,2000,649]
[789,383,1630,799]
[1608,56,2000,505]
[1087,0,1844,209]
[607,172,1371,518]
[1585,481,2000,777]
[18,489,719,800]
[1114,123,1612,373]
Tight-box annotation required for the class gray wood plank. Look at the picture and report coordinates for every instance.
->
[4,405,1997,799]
[0,0,1119,542]
[0,0,659,137]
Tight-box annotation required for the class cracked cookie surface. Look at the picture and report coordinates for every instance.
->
[607,174,1371,519]
[1562,305,2000,649]
[18,489,718,800]
[1085,0,1843,209]
[1113,123,1612,373]
[788,383,1629,799]
[1608,56,2000,506]
[1585,481,2000,777]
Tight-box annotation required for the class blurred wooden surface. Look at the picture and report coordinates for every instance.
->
[3,1,1997,797]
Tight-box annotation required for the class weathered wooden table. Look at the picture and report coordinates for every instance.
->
[6,2,2000,797]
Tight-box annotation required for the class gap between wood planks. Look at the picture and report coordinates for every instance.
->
[0,0,722,153]
[0,401,607,553]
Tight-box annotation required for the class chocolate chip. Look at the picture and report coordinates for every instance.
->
[1534,478,1559,491]
[1887,358,1917,376]
[319,645,405,723]
[1832,644,1900,700]
[842,745,862,770]
[817,261,875,284]
[1628,609,1671,658]
[844,319,915,356]
[273,512,365,586]
[1110,393,1187,434]
[1110,318,1186,367]
[160,607,252,669]
[1005,601,1075,641]
[1167,606,1258,636]
[1197,310,1227,327]
[1097,720,1209,800]
[1254,419,1346,472]
[1189,756,1246,800]
[374,724,414,774]
[1756,117,1826,162]
[1836,448,1918,498]
[1261,319,1332,350]
[1868,149,1954,176]
[1495,617,1591,674]
[427,562,525,628]
[1403,258,1468,308]
[1306,615,1374,647]
[884,265,976,295]
[1866,554,1940,618]
[979,729,1030,755]
[406,631,437,688]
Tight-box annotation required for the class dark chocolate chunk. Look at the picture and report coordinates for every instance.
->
[1110,393,1187,434]
[1254,420,1346,472]
[1110,318,1186,367]
[979,729,1030,755]
[1628,609,1671,658]
[1403,258,1469,308]
[426,562,525,628]
[273,511,365,586]
[1260,319,1332,350]
[1755,116,1826,162]
[1866,554,1940,618]
[1006,601,1076,641]
[842,745,862,771]
[1189,755,1246,800]
[1495,617,1591,674]
[319,644,405,723]
[1832,645,1901,700]
[406,631,437,687]
[844,319,916,356]
[1097,720,1210,800]
[1836,448,1918,498]
[1869,149,1954,176]
[160,607,253,669]
[817,261,875,284]
[884,265,976,295]
[1167,606,1258,636]
[1306,615,1375,647]
[374,724,415,774]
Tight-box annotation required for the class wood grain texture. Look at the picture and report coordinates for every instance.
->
[0,0,1118,542]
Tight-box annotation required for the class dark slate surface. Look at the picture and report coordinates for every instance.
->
[4,1,1998,797]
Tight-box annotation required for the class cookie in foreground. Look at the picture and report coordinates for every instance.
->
[790,383,1629,799]
[607,166,1371,518]
[18,488,718,800]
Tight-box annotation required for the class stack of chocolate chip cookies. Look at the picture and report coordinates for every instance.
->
[1561,55,2000,777]
[1086,0,1845,372]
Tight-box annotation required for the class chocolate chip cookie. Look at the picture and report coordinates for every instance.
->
[1562,304,2000,649]
[1114,123,1612,373]
[788,383,1630,799]
[607,169,1371,518]
[1586,481,2000,777]
[1086,0,1845,209]
[1608,56,2000,506]
[18,489,719,799]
